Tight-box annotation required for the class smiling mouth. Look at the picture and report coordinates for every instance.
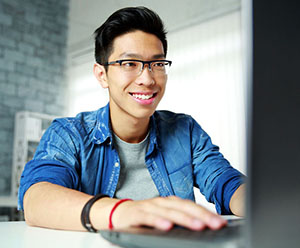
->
[130,93,157,100]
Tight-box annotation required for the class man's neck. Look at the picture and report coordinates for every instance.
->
[110,109,150,144]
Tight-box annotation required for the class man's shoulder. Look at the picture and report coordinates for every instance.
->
[153,110,197,134]
[155,110,193,124]
[52,107,105,136]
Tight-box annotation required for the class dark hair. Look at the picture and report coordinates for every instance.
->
[94,6,168,66]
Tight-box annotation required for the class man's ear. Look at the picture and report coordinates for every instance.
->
[93,63,108,88]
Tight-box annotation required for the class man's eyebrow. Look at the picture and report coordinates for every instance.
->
[119,52,166,60]
[152,54,166,59]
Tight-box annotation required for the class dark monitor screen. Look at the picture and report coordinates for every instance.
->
[245,0,300,247]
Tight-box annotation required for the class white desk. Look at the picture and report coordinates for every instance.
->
[0,221,120,248]
[1,217,241,248]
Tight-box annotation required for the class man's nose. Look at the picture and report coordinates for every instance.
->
[135,63,155,85]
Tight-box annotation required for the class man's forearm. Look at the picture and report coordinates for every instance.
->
[23,182,118,231]
[229,184,246,216]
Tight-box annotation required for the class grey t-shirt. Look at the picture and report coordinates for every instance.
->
[113,132,159,200]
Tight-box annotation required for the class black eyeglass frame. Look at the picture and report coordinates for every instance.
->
[103,59,172,72]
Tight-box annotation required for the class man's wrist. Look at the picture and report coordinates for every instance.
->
[81,194,109,232]
[89,197,120,230]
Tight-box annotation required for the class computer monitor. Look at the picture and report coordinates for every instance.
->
[245,0,300,247]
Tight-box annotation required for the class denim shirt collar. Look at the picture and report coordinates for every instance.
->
[92,103,112,145]
[92,102,160,151]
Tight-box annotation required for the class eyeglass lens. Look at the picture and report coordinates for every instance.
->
[120,60,170,75]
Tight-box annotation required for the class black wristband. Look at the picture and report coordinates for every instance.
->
[81,194,109,232]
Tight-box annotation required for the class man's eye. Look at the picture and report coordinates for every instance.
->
[122,62,137,67]
[153,62,165,67]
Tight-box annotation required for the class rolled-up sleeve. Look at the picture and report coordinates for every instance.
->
[191,118,246,214]
[18,119,80,210]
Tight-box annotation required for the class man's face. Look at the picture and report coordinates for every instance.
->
[97,30,167,123]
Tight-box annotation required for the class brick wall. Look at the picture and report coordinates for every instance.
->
[0,0,69,195]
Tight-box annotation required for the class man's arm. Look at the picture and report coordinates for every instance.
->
[24,182,227,231]
[229,184,246,216]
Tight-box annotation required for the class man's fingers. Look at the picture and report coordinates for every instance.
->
[148,196,227,230]
[153,206,206,230]
[135,211,174,230]
[170,196,227,230]
[123,207,173,230]
[133,206,205,231]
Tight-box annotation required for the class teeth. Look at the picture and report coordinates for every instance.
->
[132,94,153,100]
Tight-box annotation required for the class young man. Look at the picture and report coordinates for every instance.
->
[19,7,245,232]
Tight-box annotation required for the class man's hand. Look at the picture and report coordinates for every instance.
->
[108,196,227,231]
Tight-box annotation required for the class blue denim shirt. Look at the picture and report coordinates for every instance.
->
[18,103,245,214]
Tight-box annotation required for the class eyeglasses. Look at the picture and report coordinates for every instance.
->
[103,59,172,76]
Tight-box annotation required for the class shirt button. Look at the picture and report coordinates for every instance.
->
[115,162,119,167]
